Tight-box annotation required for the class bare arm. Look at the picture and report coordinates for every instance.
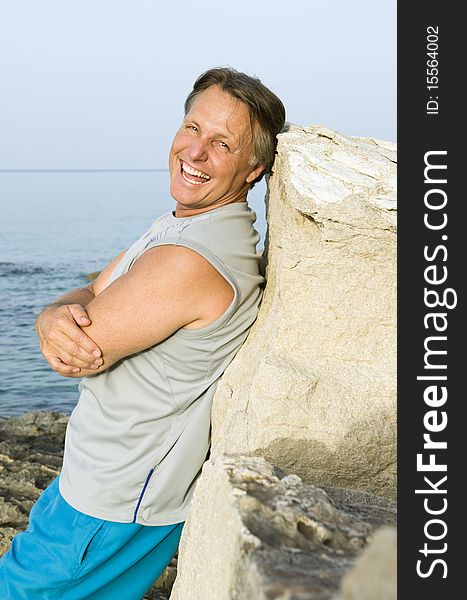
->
[60,244,234,378]
[35,249,127,375]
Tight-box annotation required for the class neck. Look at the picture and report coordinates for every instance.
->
[174,198,247,218]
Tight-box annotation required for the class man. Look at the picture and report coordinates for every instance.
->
[0,67,285,599]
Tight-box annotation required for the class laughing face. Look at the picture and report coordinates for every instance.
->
[169,85,264,217]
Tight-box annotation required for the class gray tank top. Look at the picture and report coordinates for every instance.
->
[59,202,263,525]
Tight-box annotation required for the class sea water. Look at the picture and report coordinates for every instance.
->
[0,171,267,416]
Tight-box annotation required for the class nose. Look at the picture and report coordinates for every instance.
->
[188,138,209,162]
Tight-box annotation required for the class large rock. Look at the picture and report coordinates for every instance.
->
[170,454,396,600]
[211,125,397,498]
[339,527,397,600]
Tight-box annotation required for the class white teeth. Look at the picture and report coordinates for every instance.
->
[182,172,205,185]
[181,161,210,180]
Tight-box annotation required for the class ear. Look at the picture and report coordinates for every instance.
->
[246,164,265,184]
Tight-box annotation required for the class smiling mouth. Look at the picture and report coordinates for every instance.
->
[180,160,211,185]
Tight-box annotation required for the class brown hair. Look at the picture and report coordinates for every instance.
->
[184,67,286,181]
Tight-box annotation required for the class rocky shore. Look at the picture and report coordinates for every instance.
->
[0,411,66,554]
[0,411,175,600]
[1,412,396,599]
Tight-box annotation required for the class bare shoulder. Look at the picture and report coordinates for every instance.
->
[132,244,235,330]
[133,244,232,288]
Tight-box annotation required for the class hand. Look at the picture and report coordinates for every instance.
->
[36,304,103,376]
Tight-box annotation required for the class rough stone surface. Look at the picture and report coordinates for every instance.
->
[171,454,396,600]
[0,412,177,599]
[210,125,397,499]
[0,411,67,555]
[339,527,397,600]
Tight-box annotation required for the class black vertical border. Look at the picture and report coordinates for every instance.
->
[398,3,462,596]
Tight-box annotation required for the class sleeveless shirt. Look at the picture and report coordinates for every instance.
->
[58,201,264,525]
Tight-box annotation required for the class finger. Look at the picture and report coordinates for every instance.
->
[51,322,102,360]
[47,355,81,375]
[42,308,101,358]
[68,304,92,327]
[57,352,102,370]
[47,332,103,368]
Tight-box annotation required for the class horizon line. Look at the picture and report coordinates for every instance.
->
[0,168,169,173]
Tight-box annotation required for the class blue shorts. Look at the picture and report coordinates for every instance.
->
[0,477,184,599]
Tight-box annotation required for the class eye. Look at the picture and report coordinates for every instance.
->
[217,141,230,150]
[186,124,198,132]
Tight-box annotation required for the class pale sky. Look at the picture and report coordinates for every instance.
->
[0,0,396,170]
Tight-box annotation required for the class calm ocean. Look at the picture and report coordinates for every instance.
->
[0,171,267,416]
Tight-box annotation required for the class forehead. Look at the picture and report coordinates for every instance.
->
[186,85,252,140]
